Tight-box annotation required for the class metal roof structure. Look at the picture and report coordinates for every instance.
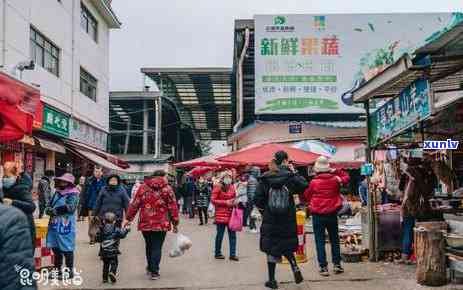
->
[141,68,234,141]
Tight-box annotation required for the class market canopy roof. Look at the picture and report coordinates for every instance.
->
[141,67,233,141]
[218,143,320,167]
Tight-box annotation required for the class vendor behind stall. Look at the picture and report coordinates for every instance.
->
[399,157,441,264]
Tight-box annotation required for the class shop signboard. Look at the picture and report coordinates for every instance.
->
[289,124,302,134]
[369,78,431,146]
[254,13,462,114]
[43,106,70,138]
[69,118,107,151]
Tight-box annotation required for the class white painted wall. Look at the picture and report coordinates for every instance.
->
[0,0,117,132]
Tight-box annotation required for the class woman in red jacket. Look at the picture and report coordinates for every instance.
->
[304,156,350,277]
[211,172,239,261]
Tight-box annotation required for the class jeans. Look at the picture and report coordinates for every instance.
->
[102,257,118,281]
[402,217,415,256]
[142,231,167,274]
[184,196,195,218]
[198,206,208,224]
[312,214,341,268]
[243,202,257,230]
[215,224,237,257]
[52,248,74,275]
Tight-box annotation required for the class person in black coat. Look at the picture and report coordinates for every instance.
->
[0,201,36,290]
[2,162,36,252]
[254,151,308,289]
[94,174,130,227]
[95,212,129,284]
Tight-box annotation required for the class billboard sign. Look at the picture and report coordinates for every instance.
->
[254,13,462,114]
[369,78,431,146]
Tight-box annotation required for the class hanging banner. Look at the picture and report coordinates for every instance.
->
[369,78,431,146]
[254,13,462,114]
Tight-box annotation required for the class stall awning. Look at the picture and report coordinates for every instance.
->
[0,72,41,142]
[72,148,126,172]
[65,140,130,170]
[35,137,66,154]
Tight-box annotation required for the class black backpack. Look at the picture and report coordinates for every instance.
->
[268,185,290,214]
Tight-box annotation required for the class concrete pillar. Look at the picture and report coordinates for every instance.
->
[142,100,149,155]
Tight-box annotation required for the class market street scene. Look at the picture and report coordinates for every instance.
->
[2,1,463,290]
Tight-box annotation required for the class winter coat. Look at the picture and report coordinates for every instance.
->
[46,187,79,252]
[38,176,52,211]
[211,184,236,224]
[126,177,179,232]
[247,167,261,202]
[0,203,36,290]
[304,169,350,215]
[254,166,308,257]
[95,223,129,259]
[195,182,211,208]
[94,185,130,221]
[3,173,36,250]
[84,177,105,210]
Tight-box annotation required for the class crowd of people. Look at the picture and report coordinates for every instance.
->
[0,150,353,290]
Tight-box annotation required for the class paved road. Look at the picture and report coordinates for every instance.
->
[40,216,460,290]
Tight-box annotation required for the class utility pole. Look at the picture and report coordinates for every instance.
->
[154,75,163,159]
[124,117,131,155]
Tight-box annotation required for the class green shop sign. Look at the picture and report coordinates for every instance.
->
[369,78,431,147]
[43,106,70,138]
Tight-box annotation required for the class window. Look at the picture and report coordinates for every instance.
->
[80,3,98,42]
[30,27,60,76]
[80,68,98,101]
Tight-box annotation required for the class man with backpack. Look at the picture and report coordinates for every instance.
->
[254,151,308,289]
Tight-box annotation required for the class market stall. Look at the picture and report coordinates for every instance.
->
[352,21,463,285]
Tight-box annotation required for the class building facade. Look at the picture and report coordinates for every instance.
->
[0,0,121,177]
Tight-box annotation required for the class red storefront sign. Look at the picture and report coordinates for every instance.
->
[0,72,41,142]
[33,101,44,129]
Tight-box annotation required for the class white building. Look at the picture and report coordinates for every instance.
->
[0,0,120,139]
[0,0,122,176]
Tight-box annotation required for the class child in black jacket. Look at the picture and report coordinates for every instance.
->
[95,212,129,284]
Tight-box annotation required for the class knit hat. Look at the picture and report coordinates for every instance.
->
[313,156,332,173]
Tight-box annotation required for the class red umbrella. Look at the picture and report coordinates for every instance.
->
[174,153,237,168]
[187,166,217,178]
[217,143,320,167]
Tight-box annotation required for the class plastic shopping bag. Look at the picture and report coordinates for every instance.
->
[208,203,215,218]
[169,234,193,258]
[228,207,244,232]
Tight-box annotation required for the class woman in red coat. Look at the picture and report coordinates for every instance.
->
[304,156,350,277]
[211,172,238,261]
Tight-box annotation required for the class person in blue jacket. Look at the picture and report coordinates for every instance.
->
[46,173,79,279]
[83,167,105,244]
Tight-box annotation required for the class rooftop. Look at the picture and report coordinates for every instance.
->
[141,67,234,141]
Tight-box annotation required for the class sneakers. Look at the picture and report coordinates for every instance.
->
[108,272,117,283]
[319,267,330,277]
[215,254,225,259]
[333,264,344,274]
[265,280,279,289]
[229,256,239,262]
[294,269,304,284]
[151,272,160,280]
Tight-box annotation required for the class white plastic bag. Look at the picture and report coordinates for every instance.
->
[208,203,215,218]
[169,234,192,258]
